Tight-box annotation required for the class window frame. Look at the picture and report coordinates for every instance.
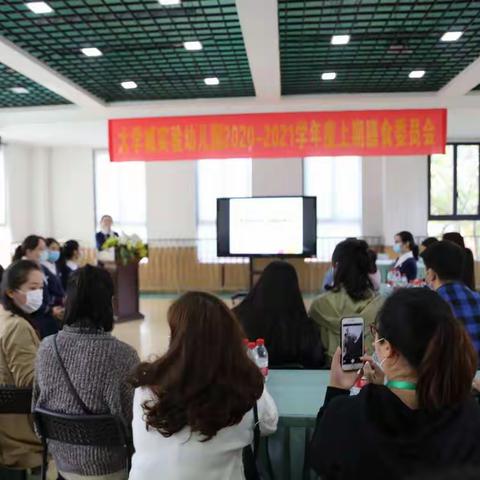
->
[428,142,480,221]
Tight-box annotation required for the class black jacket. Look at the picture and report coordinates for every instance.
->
[310,384,480,480]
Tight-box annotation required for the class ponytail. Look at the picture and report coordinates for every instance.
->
[417,317,476,411]
[12,245,24,262]
[412,244,419,261]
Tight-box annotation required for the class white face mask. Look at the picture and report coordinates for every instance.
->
[17,288,43,314]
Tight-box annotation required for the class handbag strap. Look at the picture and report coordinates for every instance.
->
[252,402,260,459]
[53,334,93,415]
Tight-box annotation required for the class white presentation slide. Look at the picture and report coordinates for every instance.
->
[229,197,304,255]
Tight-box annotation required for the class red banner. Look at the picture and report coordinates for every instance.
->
[108,109,446,161]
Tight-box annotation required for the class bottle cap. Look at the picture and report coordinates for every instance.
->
[248,342,256,350]
[256,338,265,346]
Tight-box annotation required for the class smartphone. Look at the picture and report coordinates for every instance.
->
[341,317,365,371]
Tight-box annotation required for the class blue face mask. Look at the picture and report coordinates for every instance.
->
[39,250,49,263]
[393,243,402,254]
[48,250,60,263]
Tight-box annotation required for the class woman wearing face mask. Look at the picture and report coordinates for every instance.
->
[13,235,63,337]
[58,240,82,291]
[392,231,419,282]
[43,237,62,276]
[310,288,480,480]
[0,260,44,470]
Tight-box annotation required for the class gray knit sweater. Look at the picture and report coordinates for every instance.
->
[33,325,140,476]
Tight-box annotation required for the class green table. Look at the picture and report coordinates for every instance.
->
[259,370,329,480]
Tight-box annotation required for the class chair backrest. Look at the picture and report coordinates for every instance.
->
[0,386,33,414]
[34,407,129,448]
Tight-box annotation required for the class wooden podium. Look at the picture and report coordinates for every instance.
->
[103,260,144,322]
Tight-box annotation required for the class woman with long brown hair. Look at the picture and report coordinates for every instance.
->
[129,291,278,480]
[310,288,480,479]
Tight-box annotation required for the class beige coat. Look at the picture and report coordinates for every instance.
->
[309,288,384,365]
[0,305,43,468]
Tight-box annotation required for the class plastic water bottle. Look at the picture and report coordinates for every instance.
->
[247,342,258,363]
[255,338,269,381]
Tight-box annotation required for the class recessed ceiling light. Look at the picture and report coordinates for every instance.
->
[321,72,336,81]
[121,81,138,90]
[409,70,425,79]
[159,0,181,4]
[331,35,350,45]
[10,87,29,94]
[183,41,203,51]
[204,77,219,86]
[81,47,103,57]
[441,31,463,42]
[26,2,53,14]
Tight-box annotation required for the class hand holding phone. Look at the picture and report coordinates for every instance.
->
[341,317,365,371]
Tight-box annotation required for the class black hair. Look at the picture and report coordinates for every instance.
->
[233,261,324,368]
[367,249,378,274]
[376,288,477,411]
[63,264,114,332]
[100,215,113,222]
[421,241,464,282]
[1,260,42,330]
[45,237,60,248]
[330,239,373,301]
[442,232,475,290]
[421,237,438,249]
[61,240,80,261]
[13,235,45,262]
[408,467,480,480]
[395,231,419,260]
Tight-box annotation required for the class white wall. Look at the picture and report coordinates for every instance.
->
[252,158,303,196]
[146,161,197,239]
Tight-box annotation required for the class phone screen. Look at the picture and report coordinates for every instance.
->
[341,320,364,369]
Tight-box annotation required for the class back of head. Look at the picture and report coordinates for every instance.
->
[13,235,44,261]
[62,240,80,261]
[408,466,480,480]
[396,230,419,260]
[131,291,264,440]
[442,232,465,249]
[63,265,114,332]
[1,260,41,323]
[332,239,372,301]
[377,288,477,411]
[421,241,464,282]
[441,233,475,289]
[367,249,378,274]
[421,237,438,249]
[238,261,306,314]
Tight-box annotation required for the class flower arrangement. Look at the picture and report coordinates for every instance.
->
[102,234,148,266]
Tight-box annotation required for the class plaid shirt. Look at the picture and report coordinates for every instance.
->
[437,282,480,357]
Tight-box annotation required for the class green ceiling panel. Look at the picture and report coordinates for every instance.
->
[0,63,69,107]
[0,0,254,102]
[279,0,480,94]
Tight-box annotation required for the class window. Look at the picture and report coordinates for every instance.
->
[428,143,480,257]
[94,150,147,240]
[304,156,362,239]
[196,158,252,261]
[429,144,480,220]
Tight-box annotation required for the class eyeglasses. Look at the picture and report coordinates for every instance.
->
[370,324,385,343]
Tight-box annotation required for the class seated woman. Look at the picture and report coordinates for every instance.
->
[33,265,140,480]
[310,288,480,480]
[13,235,63,337]
[129,291,278,480]
[233,261,324,368]
[58,240,81,291]
[393,231,419,282]
[309,239,384,365]
[0,260,43,470]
